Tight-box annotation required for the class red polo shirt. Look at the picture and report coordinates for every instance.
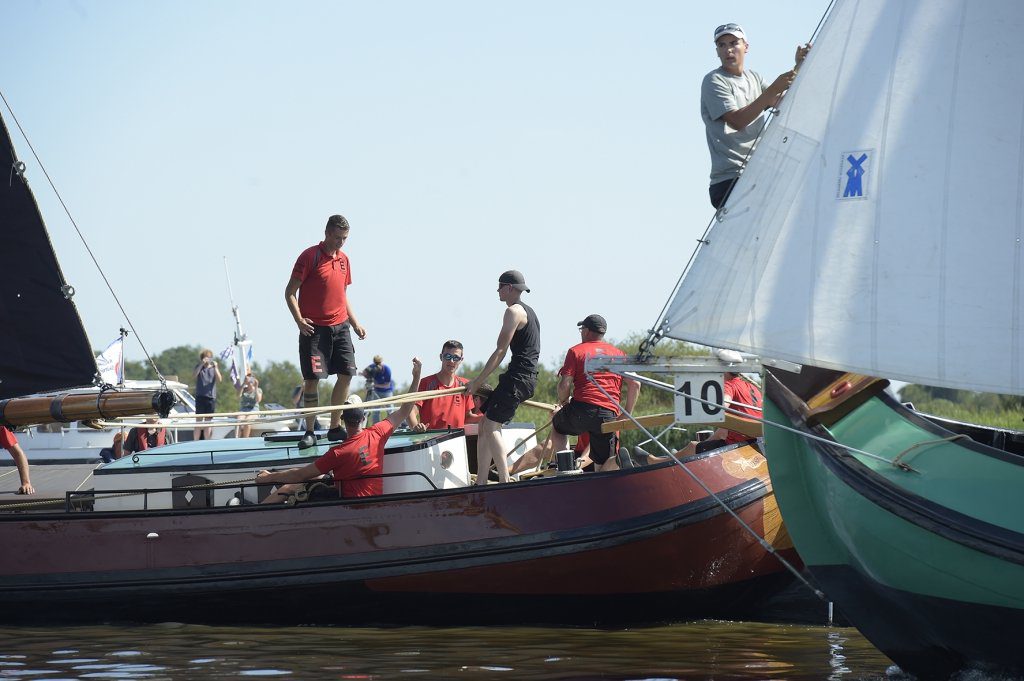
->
[416,374,477,430]
[292,242,352,326]
[314,420,394,497]
[0,426,17,450]
[723,375,763,444]
[558,341,626,413]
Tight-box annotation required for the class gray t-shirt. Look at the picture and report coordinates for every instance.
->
[700,67,767,184]
[195,364,217,399]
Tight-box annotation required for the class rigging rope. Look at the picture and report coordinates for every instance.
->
[582,370,825,600]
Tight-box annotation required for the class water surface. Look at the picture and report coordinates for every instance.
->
[0,621,904,679]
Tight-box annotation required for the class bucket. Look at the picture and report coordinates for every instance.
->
[555,449,577,473]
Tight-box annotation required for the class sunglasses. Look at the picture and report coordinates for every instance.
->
[441,353,464,363]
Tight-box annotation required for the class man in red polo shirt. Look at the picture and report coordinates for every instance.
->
[407,341,482,431]
[549,314,640,472]
[257,392,418,502]
[285,214,367,450]
[1,426,34,495]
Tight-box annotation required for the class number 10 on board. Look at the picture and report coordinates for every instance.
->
[673,373,725,424]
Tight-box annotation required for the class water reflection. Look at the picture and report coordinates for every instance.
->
[1,621,903,680]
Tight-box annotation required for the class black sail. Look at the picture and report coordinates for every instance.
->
[0,110,97,400]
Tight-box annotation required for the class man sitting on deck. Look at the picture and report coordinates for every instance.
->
[256,375,418,503]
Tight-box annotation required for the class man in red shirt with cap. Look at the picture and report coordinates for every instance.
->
[257,389,418,502]
[285,214,367,450]
[549,314,640,472]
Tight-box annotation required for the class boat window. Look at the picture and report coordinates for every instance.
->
[175,389,197,411]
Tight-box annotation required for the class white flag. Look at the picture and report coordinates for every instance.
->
[96,337,123,385]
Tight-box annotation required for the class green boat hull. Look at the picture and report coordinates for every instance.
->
[764,370,1024,679]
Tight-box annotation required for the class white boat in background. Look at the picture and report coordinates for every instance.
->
[15,379,290,463]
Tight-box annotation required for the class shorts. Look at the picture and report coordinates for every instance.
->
[709,178,738,209]
[481,373,535,425]
[300,322,358,380]
[195,396,217,415]
[552,400,617,464]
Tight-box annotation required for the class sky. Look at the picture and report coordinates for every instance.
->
[2,1,826,382]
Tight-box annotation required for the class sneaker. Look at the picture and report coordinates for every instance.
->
[297,431,318,450]
[327,426,347,442]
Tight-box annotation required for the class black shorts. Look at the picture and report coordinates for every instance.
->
[552,400,617,464]
[299,322,358,380]
[481,373,535,425]
[195,396,216,415]
[709,178,738,209]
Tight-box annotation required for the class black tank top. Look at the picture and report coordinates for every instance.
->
[507,302,540,379]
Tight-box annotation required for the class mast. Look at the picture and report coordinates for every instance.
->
[223,256,251,379]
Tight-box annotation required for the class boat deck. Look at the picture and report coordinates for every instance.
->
[0,463,97,508]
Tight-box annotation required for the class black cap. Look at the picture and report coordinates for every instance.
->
[577,314,607,333]
[498,269,530,293]
[342,407,366,424]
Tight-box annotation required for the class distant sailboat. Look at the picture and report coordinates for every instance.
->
[653,0,1024,677]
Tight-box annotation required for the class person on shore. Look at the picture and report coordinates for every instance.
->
[256,369,419,503]
[702,22,810,208]
[236,372,263,438]
[548,314,639,472]
[407,341,481,432]
[464,270,540,485]
[361,355,394,425]
[285,214,366,449]
[193,349,222,441]
[0,426,34,495]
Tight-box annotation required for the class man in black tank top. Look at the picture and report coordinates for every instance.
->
[465,270,540,485]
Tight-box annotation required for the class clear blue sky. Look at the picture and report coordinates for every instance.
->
[2,1,824,381]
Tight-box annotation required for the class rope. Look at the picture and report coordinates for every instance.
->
[1,474,262,511]
[0,90,166,383]
[94,386,472,429]
[891,434,969,468]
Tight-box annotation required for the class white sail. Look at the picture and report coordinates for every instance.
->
[664,0,1024,395]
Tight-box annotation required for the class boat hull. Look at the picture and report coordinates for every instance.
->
[1,443,800,625]
[764,369,1024,678]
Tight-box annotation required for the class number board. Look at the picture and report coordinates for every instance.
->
[673,373,725,424]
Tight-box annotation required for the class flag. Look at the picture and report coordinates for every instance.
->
[96,337,123,385]
[229,358,240,389]
[219,345,234,362]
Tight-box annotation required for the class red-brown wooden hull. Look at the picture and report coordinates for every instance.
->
[2,442,801,624]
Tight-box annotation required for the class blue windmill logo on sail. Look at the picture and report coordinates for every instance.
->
[837,150,872,200]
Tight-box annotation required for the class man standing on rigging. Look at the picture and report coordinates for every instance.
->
[286,214,367,450]
[701,23,810,209]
